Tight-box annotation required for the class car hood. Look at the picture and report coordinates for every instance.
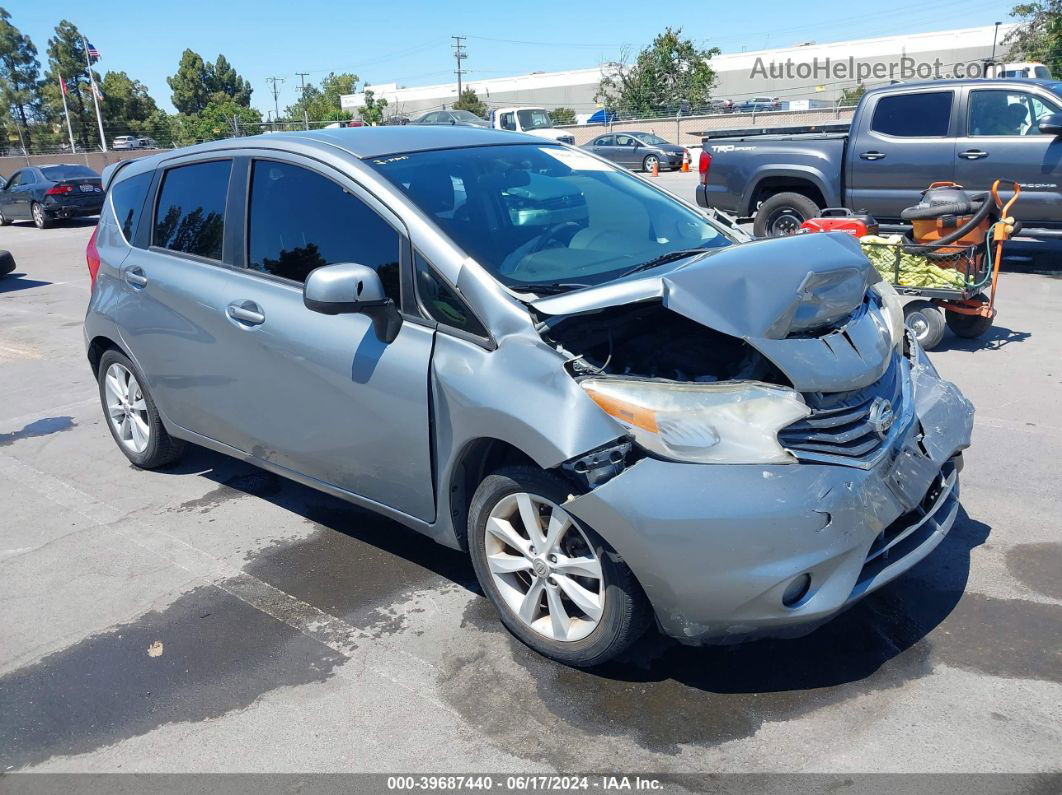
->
[531,233,892,392]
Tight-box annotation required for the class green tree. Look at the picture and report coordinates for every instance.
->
[285,71,357,122]
[358,88,388,125]
[168,50,252,115]
[101,71,160,134]
[840,83,866,105]
[1005,1,1062,76]
[41,20,101,150]
[452,88,486,117]
[0,6,41,149]
[596,27,719,117]
[550,106,576,125]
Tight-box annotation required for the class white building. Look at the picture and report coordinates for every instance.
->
[341,24,1016,121]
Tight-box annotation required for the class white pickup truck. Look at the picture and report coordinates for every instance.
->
[488,107,576,144]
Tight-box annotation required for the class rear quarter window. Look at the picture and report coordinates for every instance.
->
[109,171,154,244]
[153,160,231,261]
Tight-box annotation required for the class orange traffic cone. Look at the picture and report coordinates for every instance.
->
[680,150,690,172]
[651,159,660,177]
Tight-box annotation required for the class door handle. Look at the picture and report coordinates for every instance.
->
[227,301,265,326]
[859,151,886,160]
[958,149,989,160]
[124,266,148,288]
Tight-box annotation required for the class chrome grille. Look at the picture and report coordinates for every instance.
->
[779,357,903,462]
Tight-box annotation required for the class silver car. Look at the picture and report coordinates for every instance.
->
[583,131,688,172]
[412,109,489,128]
[85,127,973,667]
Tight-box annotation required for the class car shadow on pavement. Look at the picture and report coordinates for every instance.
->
[0,273,53,293]
[933,324,1031,352]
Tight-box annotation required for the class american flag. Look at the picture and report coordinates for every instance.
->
[86,41,100,61]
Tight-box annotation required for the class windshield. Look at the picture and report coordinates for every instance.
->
[517,109,553,131]
[370,144,731,291]
[634,133,668,145]
[452,110,484,123]
[41,165,98,180]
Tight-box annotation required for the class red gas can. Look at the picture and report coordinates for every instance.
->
[800,207,879,237]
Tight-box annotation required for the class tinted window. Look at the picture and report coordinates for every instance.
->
[415,252,487,337]
[153,160,230,260]
[110,171,153,243]
[871,92,952,137]
[969,90,1061,136]
[247,160,401,299]
[42,165,98,181]
[5,171,23,189]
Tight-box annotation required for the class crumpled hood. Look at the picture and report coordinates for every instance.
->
[533,233,893,392]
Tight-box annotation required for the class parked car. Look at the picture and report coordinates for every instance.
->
[85,126,973,666]
[112,136,141,151]
[737,96,782,113]
[697,78,1062,238]
[582,131,688,172]
[0,164,103,229]
[413,109,489,128]
[137,136,158,149]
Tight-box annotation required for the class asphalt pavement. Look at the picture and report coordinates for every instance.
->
[0,176,1059,775]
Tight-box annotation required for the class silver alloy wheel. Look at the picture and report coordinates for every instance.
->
[32,203,44,228]
[484,492,604,642]
[104,363,150,454]
[644,155,659,171]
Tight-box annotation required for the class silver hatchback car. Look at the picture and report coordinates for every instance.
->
[85,127,974,666]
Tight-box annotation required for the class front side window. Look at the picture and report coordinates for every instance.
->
[615,134,636,147]
[110,171,153,243]
[5,171,22,189]
[371,144,730,292]
[153,160,231,260]
[247,160,401,300]
[969,90,1061,136]
[871,92,953,137]
[414,252,487,337]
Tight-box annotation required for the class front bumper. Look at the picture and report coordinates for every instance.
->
[564,343,974,644]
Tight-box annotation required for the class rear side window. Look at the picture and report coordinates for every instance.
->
[414,252,487,337]
[247,160,401,300]
[871,92,953,137]
[42,165,98,181]
[110,172,153,243]
[153,160,231,260]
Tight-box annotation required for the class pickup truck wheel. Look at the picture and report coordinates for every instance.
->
[904,300,946,350]
[754,192,820,237]
[468,466,651,667]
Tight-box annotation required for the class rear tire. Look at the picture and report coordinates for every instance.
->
[468,466,651,667]
[97,349,184,469]
[904,300,946,350]
[31,202,52,230]
[753,192,820,237]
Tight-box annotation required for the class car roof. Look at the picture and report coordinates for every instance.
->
[863,78,1061,95]
[137,125,548,161]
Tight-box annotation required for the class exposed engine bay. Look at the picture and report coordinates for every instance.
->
[541,301,791,386]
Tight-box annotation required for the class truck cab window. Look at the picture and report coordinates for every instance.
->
[871,92,953,137]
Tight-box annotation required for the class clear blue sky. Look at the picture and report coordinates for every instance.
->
[9,0,1009,114]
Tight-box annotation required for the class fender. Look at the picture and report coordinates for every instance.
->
[743,164,841,217]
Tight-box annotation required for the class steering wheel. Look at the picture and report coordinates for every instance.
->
[528,221,582,254]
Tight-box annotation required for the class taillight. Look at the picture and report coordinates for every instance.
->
[86,227,101,287]
[46,184,74,195]
[698,150,712,186]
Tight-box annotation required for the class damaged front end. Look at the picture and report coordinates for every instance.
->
[530,232,975,643]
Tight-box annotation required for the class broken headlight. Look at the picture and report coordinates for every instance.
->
[579,378,810,464]
[870,281,904,351]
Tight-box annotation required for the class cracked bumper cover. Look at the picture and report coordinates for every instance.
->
[564,344,974,644]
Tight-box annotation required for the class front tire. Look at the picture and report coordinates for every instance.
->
[0,207,12,226]
[642,154,659,173]
[31,202,52,230]
[97,350,184,468]
[753,192,820,237]
[468,466,651,667]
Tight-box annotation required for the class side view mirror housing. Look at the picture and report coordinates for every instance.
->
[1039,112,1062,135]
[303,262,402,343]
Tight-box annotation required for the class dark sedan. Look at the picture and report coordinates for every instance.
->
[412,109,490,128]
[582,131,688,172]
[0,164,104,229]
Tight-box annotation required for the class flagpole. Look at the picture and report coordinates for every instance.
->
[82,35,107,152]
[58,73,77,154]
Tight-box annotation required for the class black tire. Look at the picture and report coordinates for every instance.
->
[31,202,53,230]
[0,207,12,226]
[945,298,994,339]
[642,154,659,173]
[97,349,184,468]
[0,250,15,277]
[468,465,651,667]
[753,192,821,238]
[904,300,946,350]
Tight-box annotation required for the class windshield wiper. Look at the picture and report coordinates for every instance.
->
[619,248,715,278]
[513,282,592,295]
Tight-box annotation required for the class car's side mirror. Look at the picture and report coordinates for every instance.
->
[303,262,402,343]
[1038,112,1062,135]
